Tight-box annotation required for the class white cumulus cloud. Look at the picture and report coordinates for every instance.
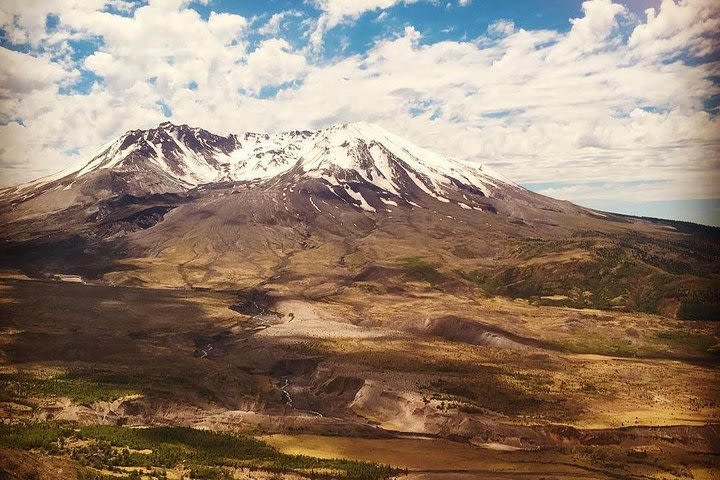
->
[309,0,420,52]
[0,0,718,212]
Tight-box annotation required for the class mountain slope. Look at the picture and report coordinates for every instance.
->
[0,122,718,319]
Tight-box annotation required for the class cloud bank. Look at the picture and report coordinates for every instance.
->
[0,0,718,216]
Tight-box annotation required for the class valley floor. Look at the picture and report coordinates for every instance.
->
[1,276,718,479]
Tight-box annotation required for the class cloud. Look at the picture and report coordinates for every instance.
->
[0,48,69,95]
[309,0,420,52]
[487,19,514,36]
[0,0,106,47]
[546,0,628,61]
[236,39,308,95]
[207,11,249,45]
[629,0,720,58]
[0,0,718,210]
[258,10,302,37]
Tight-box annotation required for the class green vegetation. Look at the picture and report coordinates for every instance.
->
[290,340,505,375]
[456,269,487,285]
[189,465,233,479]
[654,330,717,353]
[550,331,636,357]
[677,288,720,321]
[0,372,139,405]
[396,256,441,283]
[678,302,720,321]
[0,422,73,450]
[456,237,719,318]
[75,425,277,467]
[0,365,261,408]
[574,444,692,476]
[489,242,720,355]
[428,371,558,417]
[76,470,126,480]
[456,269,496,294]
[548,329,718,359]
[0,423,402,480]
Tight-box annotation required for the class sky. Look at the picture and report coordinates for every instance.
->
[0,0,719,225]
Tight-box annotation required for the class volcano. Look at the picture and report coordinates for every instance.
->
[0,121,717,318]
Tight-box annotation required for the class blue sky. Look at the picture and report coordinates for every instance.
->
[0,0,718,225]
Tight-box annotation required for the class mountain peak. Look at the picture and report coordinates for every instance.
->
[17,121,518,212]
[327,121,388,139]
[157,120,183,129]
[155,120,198,133]
[337,120,376,130]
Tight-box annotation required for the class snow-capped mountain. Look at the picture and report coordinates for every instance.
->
[78,121,511,192]
[1,121,523,214]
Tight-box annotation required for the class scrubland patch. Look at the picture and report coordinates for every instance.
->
[0,423,402,480]
[0,368,141,406]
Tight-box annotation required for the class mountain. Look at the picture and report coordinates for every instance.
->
[0,121,718,319]
[0,121,544,214]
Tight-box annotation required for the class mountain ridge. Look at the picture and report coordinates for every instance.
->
[0,121,717,320]
[0,120,549,220]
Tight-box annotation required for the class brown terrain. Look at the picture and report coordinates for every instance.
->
[0,122,718,479]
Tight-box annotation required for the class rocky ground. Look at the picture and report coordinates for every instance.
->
[1,276,718,479]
